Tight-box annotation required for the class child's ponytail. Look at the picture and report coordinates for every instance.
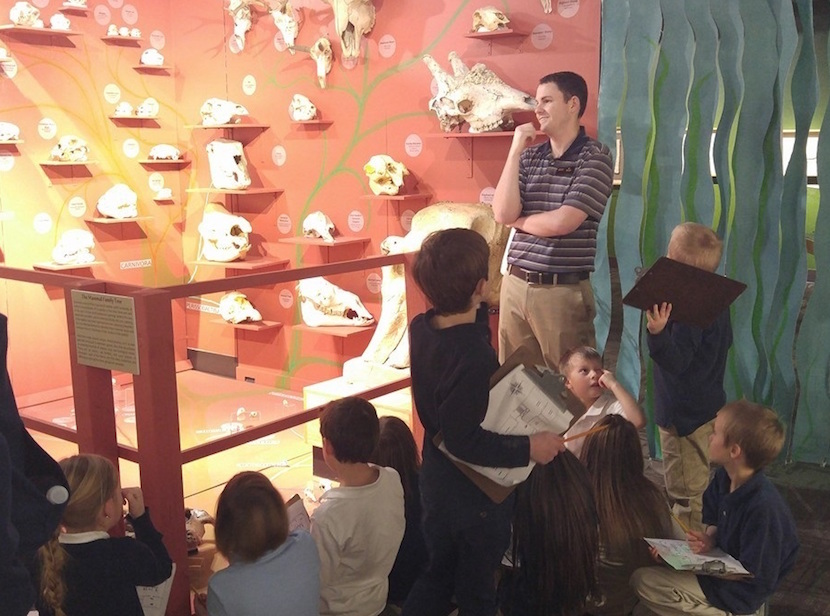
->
[38,531,68,616]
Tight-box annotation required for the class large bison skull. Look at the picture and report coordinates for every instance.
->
[52,230,95,265]
[323,0,375,60]
[200,98,249,126]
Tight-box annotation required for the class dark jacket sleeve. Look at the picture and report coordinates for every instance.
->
[120,509,173,587]
[647,322,703,374]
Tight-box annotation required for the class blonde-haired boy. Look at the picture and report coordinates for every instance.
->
[646,222,732,530]
[631,400,799,615]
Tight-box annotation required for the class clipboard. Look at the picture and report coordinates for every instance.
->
[622,257,746,329]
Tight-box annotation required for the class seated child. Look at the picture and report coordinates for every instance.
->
[369,416,428,607]
[580,415,674,616]
[311,396,405,616]
[560,346,645,457]
[36,454,172,616]
[631,400,799,615]
[195,471,320,616]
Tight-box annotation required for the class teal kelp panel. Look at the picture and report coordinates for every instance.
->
[793,6,830,465]
[613,0,662,398]
[594,0,629,356]
[769,0,815,433]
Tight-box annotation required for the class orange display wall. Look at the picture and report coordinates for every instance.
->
[0,0,601,398]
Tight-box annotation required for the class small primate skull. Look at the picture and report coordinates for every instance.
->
[97,184,138,219]
[198,202,252,262]
[0,122,20,141]
[114,101,133,117]
[10,2,40,27]
[309,37,333,89]
[140,48,164,66]
[206,139,251,190]
[50,135,89,162]
[323,0,375,60]
[423,52,537,133]
[302,211,335,242]
[148,144,182,160]
[118,26,129,36]
[200,98,249,126]
[472,6,509,32]
[219,291,263,324]
[49,13,71,30]
[135,97,159,118]
[271,0,299,52]
[52,229,95,265]
[129,27,141,38]
[297,276,374,327]
[364,154,409,196]
[289,94,317,121]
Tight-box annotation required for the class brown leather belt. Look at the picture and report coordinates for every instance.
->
[508,264,589,285]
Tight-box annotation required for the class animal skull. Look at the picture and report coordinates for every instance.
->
[219,291,262,323]
[541,0,552,14]
[114,101,133,117]
[50,135,89,162]
[140,48,164,66]
[309,37,333,89]
[289,94,317,121]
[155,187,173,200]
[423,52,537,133]
[185,508,214,553]
[302,211,335,242]
[271,0,299,53]
[206,139,251,190]
[0,122,20,141]
[52,229,95,265]
[130,27,141,38]
[119,26,129,36]
[297,277,374,327]
[107,24,118,36]
[63,0,87,6]
[148,144,182,160]
[198,202,252,262]
[364,155,409,196]
[10,2,40,27]
[472,6,509,32]
[49,13,71,30]
[200,98,249,126]
[226,0,269,51]
[323,0,375,60]
[97,184,138,219]
[135,97,159,118]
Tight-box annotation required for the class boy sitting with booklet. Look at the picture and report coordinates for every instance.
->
[631,400,799,615]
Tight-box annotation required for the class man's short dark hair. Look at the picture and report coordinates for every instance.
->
[319,396,379,463]
[412,228,489,315]
[540,71,588,118]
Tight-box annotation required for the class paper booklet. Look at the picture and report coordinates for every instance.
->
[644,538,752,577]
[137,563,176,616]
[438,361,575,490]
[287,493,311,532]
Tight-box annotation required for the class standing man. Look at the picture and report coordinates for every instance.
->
[493,71,614,370]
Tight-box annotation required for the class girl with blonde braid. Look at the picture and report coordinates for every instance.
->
[36,454,172,616]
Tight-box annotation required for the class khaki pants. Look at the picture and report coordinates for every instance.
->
[497,273,596,370]
[631,567,731,615]
[659,421,714,532]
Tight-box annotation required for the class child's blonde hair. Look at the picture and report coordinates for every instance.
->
[719,400,785,470]
[38,454,119,616]
[667,222,723,272]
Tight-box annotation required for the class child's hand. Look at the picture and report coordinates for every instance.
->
[687,529,715,554]
[529,431,566,464]
[646,302,672,334]
[598,370,618,390]
[648,545,664,563]
[122,487,146,519]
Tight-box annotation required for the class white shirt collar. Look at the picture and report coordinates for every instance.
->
[59,531,110,544]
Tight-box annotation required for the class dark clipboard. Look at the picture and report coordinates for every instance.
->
[433,347,583,504]
[622,257,746,329]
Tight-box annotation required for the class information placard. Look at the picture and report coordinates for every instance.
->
[70,290,140,374]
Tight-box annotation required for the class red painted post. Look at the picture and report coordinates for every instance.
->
[403,252,427,448]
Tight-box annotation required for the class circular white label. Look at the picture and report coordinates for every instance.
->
[273,32,288,52]
[558,0,580,18]
[279,289,294,309]
[430,78,439,98]
[271,145,287,167]
[67,197,87,218]
[32,0,48,8]
[103,83,121,104]
[121,4,138,24]
[401,209,415,232]
[150,30,166,49]
[277,213,292,234]
[109,0,124,8]
[37,118,57,140]
[123,138,140,158]
[378,34,396,58]
[229,37,242,55]
[148,172,164,191]
[347,210,364,232]
[479,187,496,204]
[404,134,423,157]
[0,153,14,172]
[94,5,111,25]
[531,24,554,50]
[367,273,382,294]
[242,75,257,96]
[1,59,18,79]
[33,213,52,234]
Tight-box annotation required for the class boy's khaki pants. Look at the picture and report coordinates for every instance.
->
[659,420,714,531]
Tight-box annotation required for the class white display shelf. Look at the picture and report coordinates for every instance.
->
[88,216,153,224]
[360,193,430,201]
[294,323,376,339]
[100,35,142,46]
[58,5,90,15]
[464,28,527,40]
[40,160,96,167]
[186,187,282,196]
[211,319,283,332]
[138,158,190,167]
[0,25,80,38]
[277,236,370,247]
[33,261,103,271]
[0,139,23,145]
